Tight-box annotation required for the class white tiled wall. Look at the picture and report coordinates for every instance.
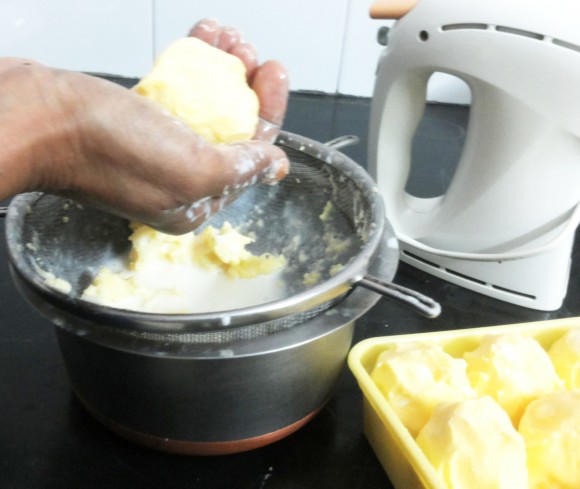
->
[153,0,350,94]
[339,0,470,102]
[339,0,388,97]
[0,0,153,77]
[0,0,465,101]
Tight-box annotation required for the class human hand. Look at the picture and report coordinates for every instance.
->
[0,21,289,235]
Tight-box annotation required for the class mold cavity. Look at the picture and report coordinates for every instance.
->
[405,74,471,198]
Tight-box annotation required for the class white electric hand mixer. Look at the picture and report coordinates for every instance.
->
[368,0,580,310]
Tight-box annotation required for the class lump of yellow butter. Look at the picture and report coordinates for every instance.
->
[463,332,561,426]
[371,342,476,437]
[127,221,285,278]
[519,390,580,489]
[82,222,286,313]
[548,327,580,390]
[191,222,286,279]
[416,397,528,489]
[133,37,259,144]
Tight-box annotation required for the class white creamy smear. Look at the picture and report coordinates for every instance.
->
[81,222,286,314]
[84,259,285,314]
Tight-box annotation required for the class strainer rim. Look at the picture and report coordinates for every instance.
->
[5,131,386,333]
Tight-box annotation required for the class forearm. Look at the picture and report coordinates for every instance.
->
[0,62,78,200]
[0,44,289,235]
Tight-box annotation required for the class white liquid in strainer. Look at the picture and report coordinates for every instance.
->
[82,258,286,314]
[80,222,287,314]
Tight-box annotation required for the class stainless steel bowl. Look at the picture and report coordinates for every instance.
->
[4,131,404,455]
[6,217,396,455]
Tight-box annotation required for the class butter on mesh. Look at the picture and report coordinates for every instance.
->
[133,37,259,144]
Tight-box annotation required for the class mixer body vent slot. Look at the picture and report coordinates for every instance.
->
[553,38,580,54]
[402,250,538,301]
[445,268,486,286]
[441,23,488,31]
[491,284,536,301]
[441,23,580,55]
[402,250,440,269]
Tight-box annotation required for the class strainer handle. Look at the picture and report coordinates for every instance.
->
[358,275,441,318]
[325,135,360,150]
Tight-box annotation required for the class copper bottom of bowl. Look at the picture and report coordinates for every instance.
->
[75,389,324,456]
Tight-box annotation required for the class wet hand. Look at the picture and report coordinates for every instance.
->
[0,21,290,235]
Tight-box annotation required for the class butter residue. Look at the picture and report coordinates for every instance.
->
[323,231,351,255]
[39,269,72,294]
[319,201,333,221]
[82,222,286,313]
[303,271,321,286]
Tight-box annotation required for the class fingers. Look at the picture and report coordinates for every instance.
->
[188,18,289,142]
[189,19,259,77]
[188,19,241,53]
[188,18,221,45]
[151,192,242,235]
[251,60,289,142]
[151,140,289,235]
[229,42,259,79]
[250,60,288,126]
[197,139,289,197]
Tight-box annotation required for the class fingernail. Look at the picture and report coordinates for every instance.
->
[235,42,257,61]
[195,18,218,30]
[262,157,289,184]
[221,26,241,45]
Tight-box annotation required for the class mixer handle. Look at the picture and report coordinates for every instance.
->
[325,135,360,149]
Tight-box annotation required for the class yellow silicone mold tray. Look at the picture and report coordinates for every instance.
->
[347,316,580,489]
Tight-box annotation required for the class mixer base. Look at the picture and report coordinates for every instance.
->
[74,389,324,456]
[399,236,574,311]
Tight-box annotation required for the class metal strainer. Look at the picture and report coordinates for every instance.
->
[5,132,439,345]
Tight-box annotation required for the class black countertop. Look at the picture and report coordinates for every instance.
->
[1,91,579,489]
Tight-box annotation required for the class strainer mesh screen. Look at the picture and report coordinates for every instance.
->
[9,134,382,344]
